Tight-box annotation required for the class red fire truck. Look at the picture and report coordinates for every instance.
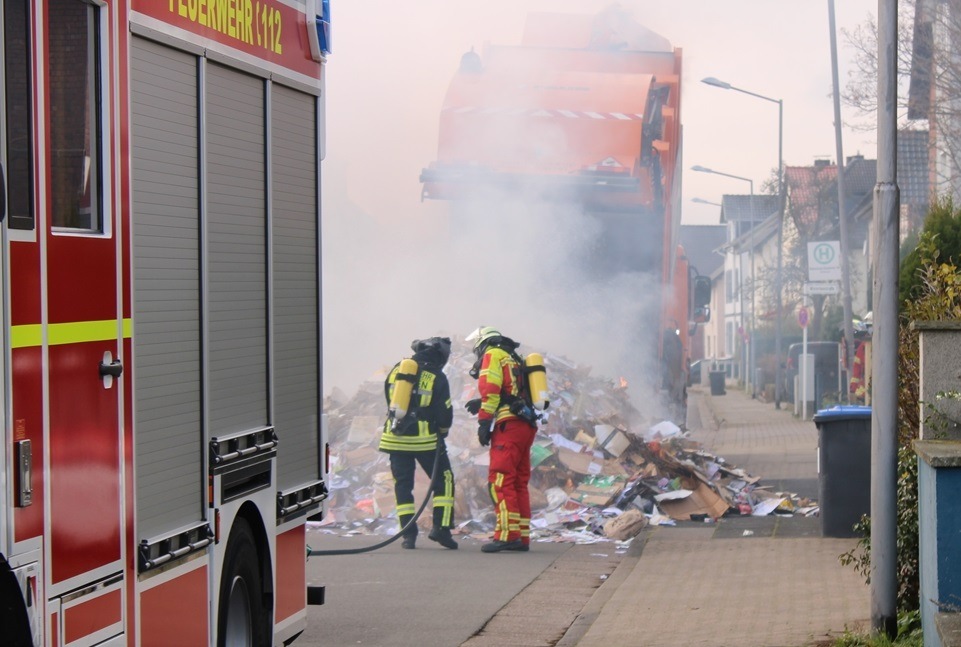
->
[1,1,331,645]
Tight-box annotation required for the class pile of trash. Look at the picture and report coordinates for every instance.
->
[320,339,817,545]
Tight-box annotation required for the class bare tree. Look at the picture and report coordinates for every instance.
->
[843,0,961,201]
[841,1,916,128]
[753,164,845,342]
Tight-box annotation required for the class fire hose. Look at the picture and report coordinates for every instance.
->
[306,440,445,556]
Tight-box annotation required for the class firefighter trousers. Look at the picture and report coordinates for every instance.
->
[487,419,537,544]
[389,446,455,538]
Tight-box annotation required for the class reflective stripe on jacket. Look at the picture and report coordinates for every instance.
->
[379,362,453,453]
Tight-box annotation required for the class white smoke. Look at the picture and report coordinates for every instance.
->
[323,155,664,413]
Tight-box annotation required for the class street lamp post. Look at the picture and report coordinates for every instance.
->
[691,166,756,395]
[701,77,784,408]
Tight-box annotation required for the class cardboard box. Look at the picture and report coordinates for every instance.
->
[594,424,630,457]
[658,481,731,521]
[556,447,604,476]
[571,482,619,507]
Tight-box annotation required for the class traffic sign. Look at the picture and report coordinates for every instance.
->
[804,281,839,295]
[808,241,841,281]
[798,307,809,329]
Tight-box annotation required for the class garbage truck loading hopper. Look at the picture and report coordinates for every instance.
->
[421,48,679,207]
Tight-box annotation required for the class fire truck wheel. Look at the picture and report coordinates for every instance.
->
[217,518,268,647]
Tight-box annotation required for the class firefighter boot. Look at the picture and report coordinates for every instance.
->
[481,539,525,553]
[428,527,458,550]
[399,514,416,549]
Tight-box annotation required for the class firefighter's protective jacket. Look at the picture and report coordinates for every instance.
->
[477,345,527,426]
[849,341,868,400]
[379,359,453,453]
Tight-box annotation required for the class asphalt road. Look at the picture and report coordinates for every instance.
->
[297,531,622,647]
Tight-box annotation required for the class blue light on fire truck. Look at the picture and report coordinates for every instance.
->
[320,0,331,54]
[307,0,331,61]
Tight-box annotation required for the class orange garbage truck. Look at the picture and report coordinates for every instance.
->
[420,10,710,420]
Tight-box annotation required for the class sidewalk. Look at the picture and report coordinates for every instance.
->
[560,382,872,647]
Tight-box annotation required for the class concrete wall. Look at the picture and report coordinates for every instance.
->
[915,322,961,441]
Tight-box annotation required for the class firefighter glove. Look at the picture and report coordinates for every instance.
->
[465,398,482,415]
[477,421,492,447]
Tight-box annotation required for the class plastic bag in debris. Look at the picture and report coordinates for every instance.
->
[544,487,569,511]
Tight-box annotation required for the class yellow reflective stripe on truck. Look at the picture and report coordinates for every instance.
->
[10,319,133,349]
[10,324,42,349]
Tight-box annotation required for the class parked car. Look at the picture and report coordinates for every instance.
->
[783,341,841,403]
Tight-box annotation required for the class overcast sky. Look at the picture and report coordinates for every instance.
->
[321,0,881,395]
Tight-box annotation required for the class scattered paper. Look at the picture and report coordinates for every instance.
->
[752,497,786,516]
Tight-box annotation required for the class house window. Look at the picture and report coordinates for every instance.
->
[49,0,103,231]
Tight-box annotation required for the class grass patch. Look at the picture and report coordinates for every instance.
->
[823,611,922,646]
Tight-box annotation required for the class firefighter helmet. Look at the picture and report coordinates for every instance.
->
[411,336,452,365]
[466,326,501,353]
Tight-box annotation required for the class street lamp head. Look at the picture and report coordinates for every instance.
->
[702,77,731,90]
[691,165,713,173]
[692,197,721,206]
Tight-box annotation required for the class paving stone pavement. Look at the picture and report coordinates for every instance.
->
[564,381,872,647]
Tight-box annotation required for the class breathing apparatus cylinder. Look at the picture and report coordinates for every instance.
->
[388,359,419,423]
[524,353,550,411]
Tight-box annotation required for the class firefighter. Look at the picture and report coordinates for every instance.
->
[465,326,539,553]
[379,337,458,550]
[849,331,870,404]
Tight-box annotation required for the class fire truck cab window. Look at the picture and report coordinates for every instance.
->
[49,0,102,231]
[4,0,33,230]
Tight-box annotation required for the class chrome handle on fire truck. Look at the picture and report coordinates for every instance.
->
[16,440,32,507]
[99,351,123,389]
[209,428,278,468]
[277,480,328,520]
[139,522,213,573]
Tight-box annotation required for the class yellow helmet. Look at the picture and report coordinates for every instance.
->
[466,326,501,353]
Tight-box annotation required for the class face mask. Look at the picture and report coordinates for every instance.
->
[469,357,482,380]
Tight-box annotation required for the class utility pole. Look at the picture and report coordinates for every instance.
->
[774,101,784,409]
[829,0,856,401]
[872,0,899,638]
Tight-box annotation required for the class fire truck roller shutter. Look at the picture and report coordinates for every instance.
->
[131,37,204,539]
[271,84,321,489]
[206,61,274,647]
[206,61,269,437]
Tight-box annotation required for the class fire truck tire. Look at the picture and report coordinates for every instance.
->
[217,518,269,647]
